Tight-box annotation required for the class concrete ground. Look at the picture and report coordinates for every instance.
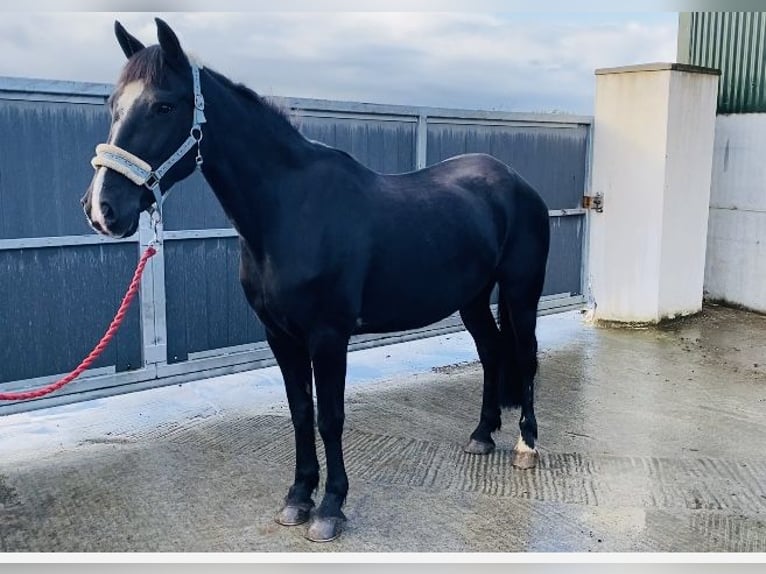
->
[0,304,764,553]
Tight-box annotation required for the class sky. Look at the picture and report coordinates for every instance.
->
[0,12,679,114]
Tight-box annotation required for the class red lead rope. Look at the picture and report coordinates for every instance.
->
[0,245,158,402]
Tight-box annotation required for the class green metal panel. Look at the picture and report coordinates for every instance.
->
[681,12,766,113]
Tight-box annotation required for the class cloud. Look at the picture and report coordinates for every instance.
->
[0,12,677,113]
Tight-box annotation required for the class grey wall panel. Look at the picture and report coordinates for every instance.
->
[162,170,231,232]
[0,243,142,383]
[426,123,588,210]
[544,215,584,297]
[164,237,266,363]
[0,100,108,239]
[294,116,417,173]
[487,214,584,304]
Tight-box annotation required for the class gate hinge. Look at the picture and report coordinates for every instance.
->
[583,193,604,213]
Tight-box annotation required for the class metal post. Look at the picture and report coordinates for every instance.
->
[416,113,428,169]
[138,212,168,367]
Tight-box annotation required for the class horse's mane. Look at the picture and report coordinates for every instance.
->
[118,46,293,129]
[205,67,294,128]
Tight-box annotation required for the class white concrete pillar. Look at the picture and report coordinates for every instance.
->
[588,63,720,323]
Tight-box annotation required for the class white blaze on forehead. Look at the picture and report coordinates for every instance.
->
[109,80,146,144]
[90,80,145,231]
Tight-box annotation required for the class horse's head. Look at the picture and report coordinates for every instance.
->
[82,18,202,238]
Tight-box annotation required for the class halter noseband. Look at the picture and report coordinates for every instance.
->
[90,64,207,229]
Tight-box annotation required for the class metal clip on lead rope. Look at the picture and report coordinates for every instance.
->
[149,207,164,247]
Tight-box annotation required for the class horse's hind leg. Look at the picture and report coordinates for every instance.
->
[503,299,540,469]
[461,285,504,455]
[268,331,319,527]
[498,269,546,470]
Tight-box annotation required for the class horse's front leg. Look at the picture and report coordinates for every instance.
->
[305,328,350,542]
[268,331,319,527]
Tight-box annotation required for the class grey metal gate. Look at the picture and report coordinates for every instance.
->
[0,77,591,415]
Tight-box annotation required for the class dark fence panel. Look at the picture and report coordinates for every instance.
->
[294,116,417,173]
[545,215,585,297]
[427,121,588,297]
[164,237,266,364]
[0,243,142,383]
[427,122,588,210]
[162,171,230,232]
[0,91,143,388]
[0,100,108,239]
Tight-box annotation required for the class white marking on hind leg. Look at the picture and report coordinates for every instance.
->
[515,435,536,453]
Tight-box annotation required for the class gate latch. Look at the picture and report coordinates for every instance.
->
[583,192,604,213]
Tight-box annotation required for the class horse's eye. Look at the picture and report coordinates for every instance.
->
[155,103,174,115]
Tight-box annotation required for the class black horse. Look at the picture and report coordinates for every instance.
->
[81,19,550,543]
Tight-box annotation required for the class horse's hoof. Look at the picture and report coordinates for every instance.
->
[275,503,313,526]
[464,438,495,455]
[512,448,539,470]
[305,516,345,543]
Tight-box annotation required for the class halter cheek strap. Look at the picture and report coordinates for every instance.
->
[90,64,207,226]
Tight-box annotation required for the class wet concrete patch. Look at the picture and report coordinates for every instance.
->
[0,306,764,551]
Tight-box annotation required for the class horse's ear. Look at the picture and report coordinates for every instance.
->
[155,18,188,68]
[114,21,145,59]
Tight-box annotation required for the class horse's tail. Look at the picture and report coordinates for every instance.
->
[497,290,523,409]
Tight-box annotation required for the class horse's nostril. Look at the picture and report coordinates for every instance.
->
[100,202,115,224]
[92,220,103,232]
